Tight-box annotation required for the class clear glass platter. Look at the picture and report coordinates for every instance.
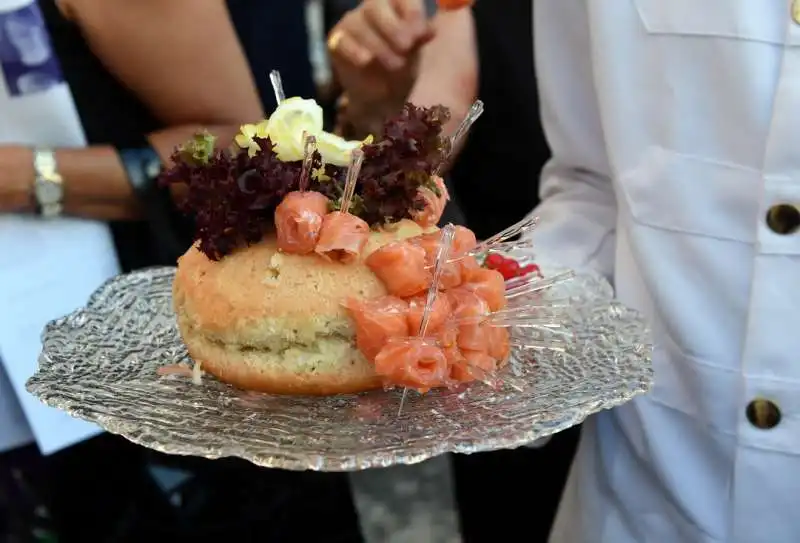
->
[26,265,652,472]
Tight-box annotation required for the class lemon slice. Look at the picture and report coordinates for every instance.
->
[316,131,365,167]
[267,97,325,161]
[268,97,324,133]
[264,97,371,165]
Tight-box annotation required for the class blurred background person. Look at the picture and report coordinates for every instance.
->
[1,1,363,541]
[327,1,579,542]
[0,0,259,538]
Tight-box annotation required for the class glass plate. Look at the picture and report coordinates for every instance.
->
[26,265,652,471]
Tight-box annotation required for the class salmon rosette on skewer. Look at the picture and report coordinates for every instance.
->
[315,148,371,263]
[274,134,330,254]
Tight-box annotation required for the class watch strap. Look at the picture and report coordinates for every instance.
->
[118,146,193,265]
[118,147,162,195]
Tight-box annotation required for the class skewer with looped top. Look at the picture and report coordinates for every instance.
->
[340,148,365,215]
[269,70,285,106]
[446,216,540,265]
[434,100,484,178]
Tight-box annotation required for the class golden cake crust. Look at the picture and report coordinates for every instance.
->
[173,220,433,395]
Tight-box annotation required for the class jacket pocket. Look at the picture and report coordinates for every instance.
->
[633,0,794,45]
[617,146,760,243]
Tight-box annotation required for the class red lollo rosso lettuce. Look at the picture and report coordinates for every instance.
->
[159,103,451,261]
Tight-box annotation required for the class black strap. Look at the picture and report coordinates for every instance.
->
[119,148,161,194]
[118,147,193,266]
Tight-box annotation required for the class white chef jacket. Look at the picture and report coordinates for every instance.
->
[529,1,800,542]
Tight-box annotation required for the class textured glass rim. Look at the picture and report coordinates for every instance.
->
[26,266,654,472]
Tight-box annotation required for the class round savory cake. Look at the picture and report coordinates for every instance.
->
[173,221,432,395]
[161,98,514,396]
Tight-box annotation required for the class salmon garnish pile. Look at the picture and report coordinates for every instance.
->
[347,226,513,392]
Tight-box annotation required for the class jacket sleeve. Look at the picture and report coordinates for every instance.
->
[526,0,617,281]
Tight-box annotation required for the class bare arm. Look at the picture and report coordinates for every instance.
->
[2,125,241,220]
[407,9,478,135]
[0,0,263,219]
[60,0,262,125]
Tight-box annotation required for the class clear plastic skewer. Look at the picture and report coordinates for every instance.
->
[433,99,484,177]
[298,132,316,192]
[340,148,364,215]
[423,239,535,271]
[398,224,456,415]
[453,306,574,352]
[450,100,484,153]
[443,216,539,265]
[509,337,567,353]
[473,216,539,255]
[269,70,285,106]
[505,270,576,299]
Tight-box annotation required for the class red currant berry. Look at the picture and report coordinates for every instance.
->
[498,259,520,279]
[484,253,505,269]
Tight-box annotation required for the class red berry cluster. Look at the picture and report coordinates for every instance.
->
[484,253,541,281]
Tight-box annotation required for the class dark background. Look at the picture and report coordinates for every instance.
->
[0,1,578,542]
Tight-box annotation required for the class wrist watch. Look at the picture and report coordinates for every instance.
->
[33,149,64,218]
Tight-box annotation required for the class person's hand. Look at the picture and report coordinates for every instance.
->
[328,0,435,122]
[0,146,34,213]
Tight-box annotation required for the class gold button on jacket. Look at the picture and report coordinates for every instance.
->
[766,204,800,235]
[746,399,782,430]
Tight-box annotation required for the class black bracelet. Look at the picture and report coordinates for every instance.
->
[118,146,192,265]
[118,147,162,196]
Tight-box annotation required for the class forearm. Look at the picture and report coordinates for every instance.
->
[526,161,617,280]
[4,124,240,221]
[407,9,477,137]
[53,146,139,220]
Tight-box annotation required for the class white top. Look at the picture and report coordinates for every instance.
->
[0,0,119,455]
[530,1,800,542]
